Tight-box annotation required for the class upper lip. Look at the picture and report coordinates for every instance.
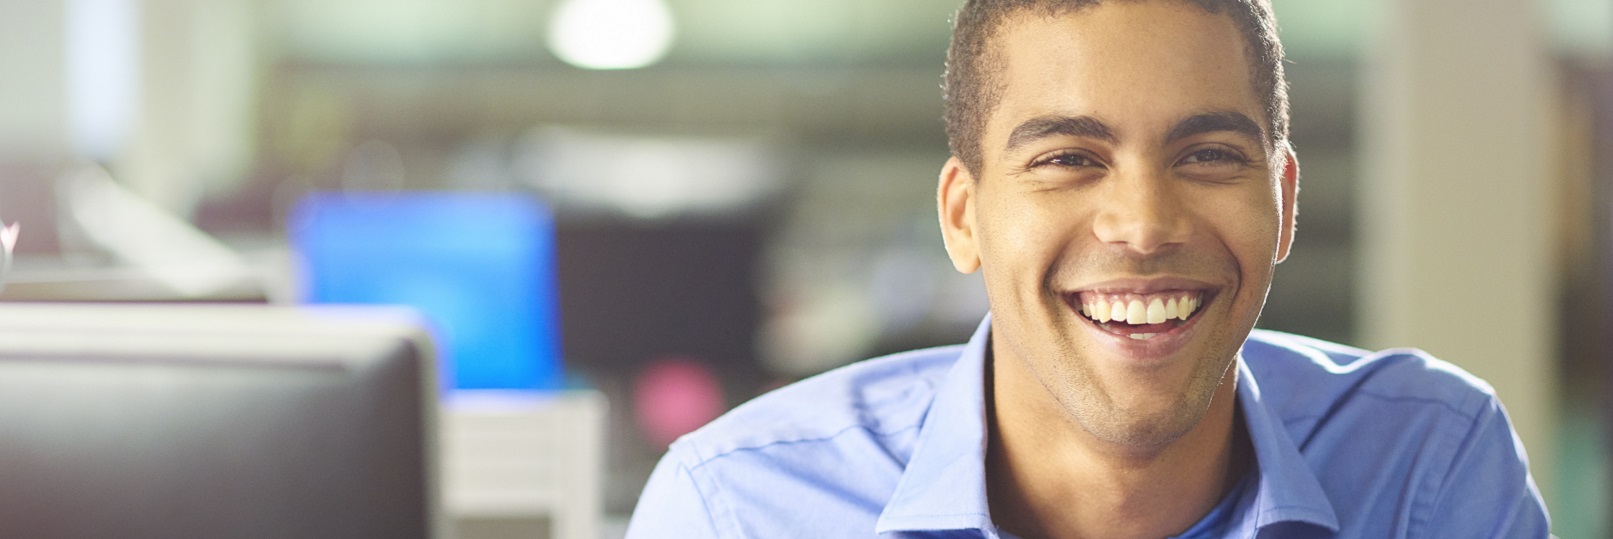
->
[1067,276,1218,295]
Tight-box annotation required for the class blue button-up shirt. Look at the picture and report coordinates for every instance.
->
[627,316,1549,538]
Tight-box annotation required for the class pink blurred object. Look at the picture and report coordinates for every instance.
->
[1,222,17,255]
[0,222,16,291]
[633,357,724,447]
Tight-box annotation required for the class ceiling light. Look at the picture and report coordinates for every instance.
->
[547,0,675,70]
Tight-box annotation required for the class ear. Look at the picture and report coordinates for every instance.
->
[1274,144,1299,263]
[938,156,981,274]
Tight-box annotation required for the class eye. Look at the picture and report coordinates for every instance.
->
[1178,147,1249,166]
[1031,150,1102,169]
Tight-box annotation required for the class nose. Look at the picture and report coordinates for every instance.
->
[1090,170,1191,255]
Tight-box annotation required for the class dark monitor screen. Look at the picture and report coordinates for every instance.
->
[0,303,441,539]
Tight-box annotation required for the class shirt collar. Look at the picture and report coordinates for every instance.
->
[1232,355,1341,534]
[874,315,1342,536]
[875,314,996,534]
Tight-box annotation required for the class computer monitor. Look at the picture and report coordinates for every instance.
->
[0,303,442,539]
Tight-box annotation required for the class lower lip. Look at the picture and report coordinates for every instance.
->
[1077,304,1206,361]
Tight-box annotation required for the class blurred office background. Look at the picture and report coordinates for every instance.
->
[0,0,1605,536]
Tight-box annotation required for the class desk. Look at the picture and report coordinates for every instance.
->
[442,390,607,539]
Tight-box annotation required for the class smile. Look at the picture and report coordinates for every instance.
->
[1070,290,1209,341]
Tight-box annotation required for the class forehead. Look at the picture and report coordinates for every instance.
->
[983,2,1261,147]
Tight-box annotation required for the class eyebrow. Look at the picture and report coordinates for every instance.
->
[1164,111,1265,145]
[1004,115,1115,152]
[1001,110,1267,153]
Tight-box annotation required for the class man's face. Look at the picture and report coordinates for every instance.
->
[939,1,1297,448]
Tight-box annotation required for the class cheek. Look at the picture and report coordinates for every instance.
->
[1195,192,1283,311]
[973,194,1090,312]
[1203,186,1282,258]
[976,193,1088,266]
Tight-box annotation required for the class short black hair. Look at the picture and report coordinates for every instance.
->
[942,0,1290,175]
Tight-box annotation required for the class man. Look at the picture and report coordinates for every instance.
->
[627,0,1550,537]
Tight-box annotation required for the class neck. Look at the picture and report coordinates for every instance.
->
[985,353,1252,539]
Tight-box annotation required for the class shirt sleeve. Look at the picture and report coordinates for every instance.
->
[625,446,725,539]
[1425,394,1551,538]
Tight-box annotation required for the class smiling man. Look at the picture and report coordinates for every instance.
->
[627,1,1549,537]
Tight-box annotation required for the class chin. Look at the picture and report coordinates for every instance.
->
[1075,400,1206,450]
[1060,355,1231,450]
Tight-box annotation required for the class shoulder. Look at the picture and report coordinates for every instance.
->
[1240,331,1547,535]
[670,344,961,465]
[1242,329,1499,425]
[632,345,966,538]
[664,345,954,464]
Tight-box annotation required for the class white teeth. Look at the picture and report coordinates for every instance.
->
[1125,300,1145,324]
[1146,298,1166,324]
[1129,333,1156,340]
[1079,293,1204,324]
